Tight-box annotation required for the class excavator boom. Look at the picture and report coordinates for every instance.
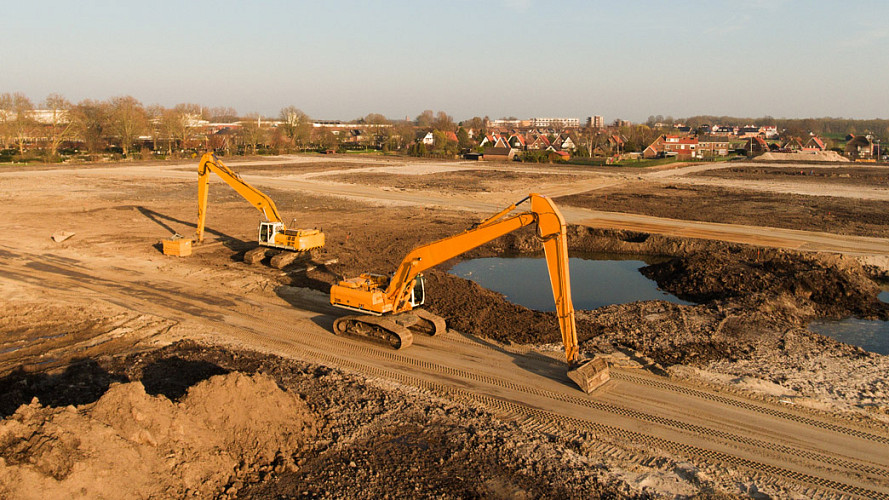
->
[329,193,609,393]
[195,153,283,243]
[190,152,323,254]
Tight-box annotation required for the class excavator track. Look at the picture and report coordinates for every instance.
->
[406,309,447,337]
[332,314,414,349]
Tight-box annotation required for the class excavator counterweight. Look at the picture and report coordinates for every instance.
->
[329,193,609,393]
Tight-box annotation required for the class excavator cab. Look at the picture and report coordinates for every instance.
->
[258,221,282,246]
[409,275,426,308]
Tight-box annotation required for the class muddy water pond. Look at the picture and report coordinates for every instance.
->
[809,319,889,355]
[448,254,693,312]
[808,289,889,355]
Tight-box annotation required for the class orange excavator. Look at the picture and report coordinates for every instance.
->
[329,193,609,393]
[167,153,324,262]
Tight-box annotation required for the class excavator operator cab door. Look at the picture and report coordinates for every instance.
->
[409,274,426,308]
[258,222,279,246]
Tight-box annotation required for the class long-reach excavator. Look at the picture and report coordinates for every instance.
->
[183,152,324,261]
[329,193,609,393]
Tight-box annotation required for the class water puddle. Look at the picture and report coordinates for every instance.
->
[448,254,693,312]
[809,318,889,355]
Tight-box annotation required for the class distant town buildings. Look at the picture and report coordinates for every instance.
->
[586,116,604,128]
[530,117,580,128]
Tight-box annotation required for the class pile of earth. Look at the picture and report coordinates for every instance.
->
[0,342,631,499]
[754,151,849,162]
[0,371,315,499]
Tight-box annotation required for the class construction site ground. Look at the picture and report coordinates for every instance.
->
[1,155,888,498]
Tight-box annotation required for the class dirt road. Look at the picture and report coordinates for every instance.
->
[7,157,887,258]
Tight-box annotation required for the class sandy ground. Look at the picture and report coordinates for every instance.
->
[1,154,888,498]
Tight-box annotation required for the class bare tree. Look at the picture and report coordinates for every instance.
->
[432,111,454,132]
[73,99,110,159]
[42,93,75,160]
[390,121,416,151]
[145,104,165,153]
[314,127,338,151]
[159,103,201,157]
[208,106,239,123]
[462,116,486,136]
[10,93,35,156]
[238,114,266,155]
[362,113,390,149]
[108,95,147,159]
[0,93,13,149]
[415,110,434,129]
[279,106,312,152]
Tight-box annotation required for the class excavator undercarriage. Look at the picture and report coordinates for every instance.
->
[333,308,446,349]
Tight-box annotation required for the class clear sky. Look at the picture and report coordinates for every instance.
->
[3,0,888,122]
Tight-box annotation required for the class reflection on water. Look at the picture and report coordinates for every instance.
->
[809,318,889,355]
[448,255,693,312]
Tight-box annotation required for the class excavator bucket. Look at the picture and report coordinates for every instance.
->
[567,357,610,393]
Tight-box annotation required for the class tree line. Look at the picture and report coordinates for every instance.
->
[0,92,492,162]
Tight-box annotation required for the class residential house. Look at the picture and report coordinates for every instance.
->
[745,136,770,155]
[643,136,665,159]
[526,134,551,151]
[738,126,761,138]
[664,136,698,158]
[558,135,576,151]
[711,125,737,136]
[760,126,779,139]
[804,136,826,151]
[845,134,874,160]
[421,132,434,146]
[508,133,527,150]
[696,136,730,158]
[644,135,699,159]
[782,137,804,151]
[482,146,516,161]
[607,134,625,154]
[493,136,510,149]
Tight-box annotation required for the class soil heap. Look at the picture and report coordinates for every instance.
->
[0,372,315,499]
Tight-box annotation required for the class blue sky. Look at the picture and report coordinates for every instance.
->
[2,1,888,122]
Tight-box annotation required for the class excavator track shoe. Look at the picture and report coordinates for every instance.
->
[333,315,414,350]
[243,247,268,265]
[270,250,306,269]
[567,357,610,394]
[410,309,447,336]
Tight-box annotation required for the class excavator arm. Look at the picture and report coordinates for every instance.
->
[195,152,283,243]
[382,194,579,363]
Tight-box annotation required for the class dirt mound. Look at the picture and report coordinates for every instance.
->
[0,372,316,499]
[641,250,888,320]
[755,151,849,162]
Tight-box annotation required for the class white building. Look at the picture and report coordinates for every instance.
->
[530,117,580,128]
[587,116,604,128]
